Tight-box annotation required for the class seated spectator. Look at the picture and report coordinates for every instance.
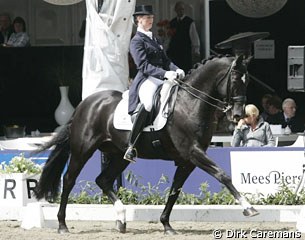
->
[264,94,282,121]
[3,16,30,47]
[260,93,272,120]
[267,98,304,133]
[231,104,275,147]
[0,12,13,44]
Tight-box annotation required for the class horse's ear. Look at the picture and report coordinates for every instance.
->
[231,55,243,69]
[235,55,243,65]
[243,56,253,66]
[232,55,243,70]
[233,55,252,67]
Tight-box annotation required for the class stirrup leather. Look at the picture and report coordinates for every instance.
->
[123,147,138,163]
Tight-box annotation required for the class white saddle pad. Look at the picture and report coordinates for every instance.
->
[113,80,177,131]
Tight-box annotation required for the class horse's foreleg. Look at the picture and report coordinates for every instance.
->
[160,163,195,235]
[95,152,129,233]
[190,145,259,217]
[57,156,87,233]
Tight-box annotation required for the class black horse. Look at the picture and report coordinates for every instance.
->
[34,55,258,235]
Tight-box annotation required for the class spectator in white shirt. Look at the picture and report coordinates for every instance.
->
[167,1,200,73]
[4,16,30,47]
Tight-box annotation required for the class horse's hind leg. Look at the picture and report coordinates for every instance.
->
[57,153,89,233]
[95,152,130,233]
[160,163,195,235]
[190,145,259,217]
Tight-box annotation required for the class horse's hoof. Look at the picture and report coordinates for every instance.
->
[164,229,177,235]
[243,207,259,217]
[115,220,126,233]
[57,228,69,234]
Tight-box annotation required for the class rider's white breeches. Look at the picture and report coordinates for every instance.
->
[139,77,163,112]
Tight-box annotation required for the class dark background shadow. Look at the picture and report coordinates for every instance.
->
[210,0,305,119]
[0,46,83,135]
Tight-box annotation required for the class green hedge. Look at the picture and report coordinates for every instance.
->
[54,171,305,205]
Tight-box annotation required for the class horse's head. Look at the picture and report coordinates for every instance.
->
[176,54,251,124]
[216,55,250,123]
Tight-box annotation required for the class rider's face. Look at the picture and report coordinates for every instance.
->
[138,15,154,31]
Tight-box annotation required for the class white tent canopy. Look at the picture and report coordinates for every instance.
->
[82,0,135,99]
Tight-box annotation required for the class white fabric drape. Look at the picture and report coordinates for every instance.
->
[82,0,136,100]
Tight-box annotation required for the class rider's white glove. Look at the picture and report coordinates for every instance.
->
[164,71,177,81]
[176,69,185,80]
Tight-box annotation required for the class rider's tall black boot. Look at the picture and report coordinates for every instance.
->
[124,104,149,163]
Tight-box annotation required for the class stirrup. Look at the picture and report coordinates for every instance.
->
[123,147,137,163]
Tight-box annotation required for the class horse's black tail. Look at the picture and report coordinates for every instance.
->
[34,124,71,201]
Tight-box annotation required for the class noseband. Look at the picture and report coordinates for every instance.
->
[176,59,246,112]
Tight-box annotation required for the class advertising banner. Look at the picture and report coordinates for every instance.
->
[230,151,304,196]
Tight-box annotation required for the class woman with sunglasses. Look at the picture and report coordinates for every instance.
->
[231,104,275,147]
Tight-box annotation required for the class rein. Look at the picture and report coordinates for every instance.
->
[175,60,237,113]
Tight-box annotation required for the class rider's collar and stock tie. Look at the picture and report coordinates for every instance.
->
[174,59,239,113]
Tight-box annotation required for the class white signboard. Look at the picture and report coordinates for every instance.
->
[0,173,40,206]
[230,151,304,196]
[254,40,275,59]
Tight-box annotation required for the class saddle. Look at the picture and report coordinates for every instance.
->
[113,80,178,131]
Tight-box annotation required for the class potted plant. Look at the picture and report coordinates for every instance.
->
[0,154,42,206]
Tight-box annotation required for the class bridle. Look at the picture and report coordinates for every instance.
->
[175,58,246,113]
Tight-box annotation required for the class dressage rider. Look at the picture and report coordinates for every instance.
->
[124,5,185,163]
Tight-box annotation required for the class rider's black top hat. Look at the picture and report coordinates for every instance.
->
[133,5,154,16]
[215,32,270,49]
